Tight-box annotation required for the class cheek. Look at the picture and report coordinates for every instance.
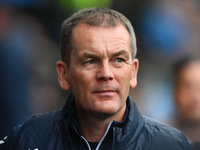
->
[115,68,133,89]
[68,69,83,91]
[69,69,94,92]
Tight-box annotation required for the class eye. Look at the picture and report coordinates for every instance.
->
[88,60,95,64]
[112,57,127,68]
[116,58,124,62]
[84,59,95,64]
[82,59,98,69]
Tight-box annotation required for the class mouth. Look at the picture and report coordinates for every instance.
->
[93,90,117,97]
[92,84,119,98]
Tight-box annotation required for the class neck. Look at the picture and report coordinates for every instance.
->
[77,105,126,142]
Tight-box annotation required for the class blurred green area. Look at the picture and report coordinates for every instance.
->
[58,0,112,12]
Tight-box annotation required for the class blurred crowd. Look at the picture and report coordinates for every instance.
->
[0,0,200,148]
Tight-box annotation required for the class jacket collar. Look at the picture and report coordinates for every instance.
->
[61,93,145,149]
[111,96,144,149]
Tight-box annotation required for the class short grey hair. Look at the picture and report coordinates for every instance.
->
[61,7,137,67]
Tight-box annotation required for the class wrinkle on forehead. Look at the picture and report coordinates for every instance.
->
[72,23,130,51]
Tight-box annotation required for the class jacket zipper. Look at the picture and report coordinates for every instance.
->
[95,121,113,150]
[73,121,113,150]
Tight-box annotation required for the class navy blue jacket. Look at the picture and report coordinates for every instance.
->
[0,94,195,150]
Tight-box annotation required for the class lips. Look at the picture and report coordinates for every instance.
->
[93,90,116,98]
[94,90,115,93]
[93,87,118,93]
[92,84,119,97]
[93,87,118,98]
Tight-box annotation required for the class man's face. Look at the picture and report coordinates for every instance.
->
[61,23,138,118]
[175,61,200,123]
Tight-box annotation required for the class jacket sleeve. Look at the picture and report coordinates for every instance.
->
[0,123,24,150]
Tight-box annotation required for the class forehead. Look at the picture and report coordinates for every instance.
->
[71,23,130,49]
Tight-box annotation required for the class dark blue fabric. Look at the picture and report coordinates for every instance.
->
[0,93,195,150]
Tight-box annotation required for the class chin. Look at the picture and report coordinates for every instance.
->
[95,103,125,115]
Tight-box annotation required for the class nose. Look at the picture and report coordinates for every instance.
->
[96,62,114,81]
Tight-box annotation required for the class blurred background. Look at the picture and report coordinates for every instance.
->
[1,0,200,143]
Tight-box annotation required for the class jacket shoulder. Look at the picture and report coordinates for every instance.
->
[142,116,194,150]
[24,109,62,130]
[143,115,185,139]
[3,109,63,149]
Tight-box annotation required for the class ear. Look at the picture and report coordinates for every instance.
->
[56,60,70,91]
[130,59,139,89]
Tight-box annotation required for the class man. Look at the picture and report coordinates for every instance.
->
[0,7,194,150]
[174,56,200,150]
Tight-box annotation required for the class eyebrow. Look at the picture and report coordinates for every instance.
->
[111,49,129,59]
[79,52,100,61]
[79,49,130,60]
[77,52,100,63]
